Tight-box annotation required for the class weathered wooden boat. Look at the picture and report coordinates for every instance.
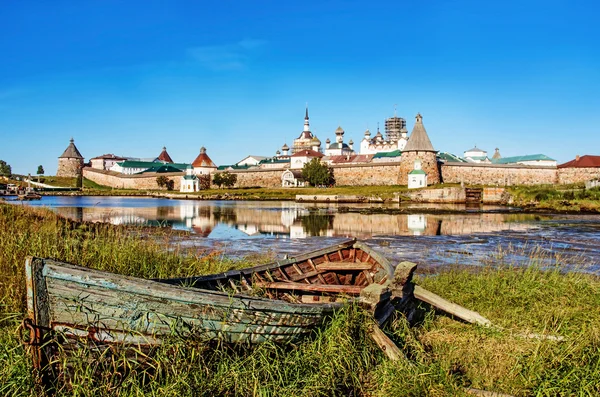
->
[24,239,394,376]
[17,192,42,200]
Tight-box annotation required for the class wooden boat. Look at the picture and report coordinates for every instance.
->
[24,239,394,375]
[17,192,42,200]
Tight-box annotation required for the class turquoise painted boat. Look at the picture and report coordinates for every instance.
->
[24,239,393,376]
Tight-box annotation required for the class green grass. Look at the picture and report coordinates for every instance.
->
[167,185,413,201]
[0,203,598,396]
[509,184,600,212]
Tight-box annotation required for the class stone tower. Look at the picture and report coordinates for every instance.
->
[399,114,440,185]
[57,138,84,178]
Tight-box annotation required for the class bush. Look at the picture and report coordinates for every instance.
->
[301,158,335,187]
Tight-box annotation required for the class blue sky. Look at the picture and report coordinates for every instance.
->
[1,0,599,175]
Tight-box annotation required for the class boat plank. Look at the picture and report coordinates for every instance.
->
[43,261,334,315]
[49,295,318,336]
[46,277,323,328]
[315,262,373,271]
[254,281,362,295]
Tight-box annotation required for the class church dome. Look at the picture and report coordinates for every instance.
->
[311,136,321,145]
[282,143,289,150]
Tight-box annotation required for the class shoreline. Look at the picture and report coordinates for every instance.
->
[8,190,600,215]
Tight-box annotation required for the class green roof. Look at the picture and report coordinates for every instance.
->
[373,150,402,158]
[468,156,489,161]
[409,169,426,175]
[117,160,188,170]
[437,152,467,163]
[491,154,555,164]
[217,164,252,171]
[258,158,290,164]
[138,164,187,174]
[183,174,197,180]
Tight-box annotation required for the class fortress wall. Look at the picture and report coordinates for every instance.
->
[83,168,182,190]
[85,163,600,191]
[557,167,600,184]
[440,163,557,186]
[331,163,401,186]
[221,168,284,188]
[221,162,402,188]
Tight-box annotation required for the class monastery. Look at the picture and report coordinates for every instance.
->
[60,106,600,191]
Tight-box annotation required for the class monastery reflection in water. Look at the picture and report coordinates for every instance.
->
[53,202,536,239]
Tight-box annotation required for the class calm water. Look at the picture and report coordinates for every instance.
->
[11,196,600,274]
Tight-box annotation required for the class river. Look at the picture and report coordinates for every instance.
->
[11,195,600,274]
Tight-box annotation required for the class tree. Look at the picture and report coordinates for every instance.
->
[37,165,44,182]
[213,172,237,189]
[212,173,224,189]
[222,172,237,188]
[0,160,11,178]
[166,179,175,191]
[156,175,169,189]
[301,158,335,187]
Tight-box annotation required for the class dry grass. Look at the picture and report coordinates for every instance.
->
[0,203,599,396]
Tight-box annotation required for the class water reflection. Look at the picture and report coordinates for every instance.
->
[20,196,540,239]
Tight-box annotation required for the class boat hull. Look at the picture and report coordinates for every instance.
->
[24,239,394,379]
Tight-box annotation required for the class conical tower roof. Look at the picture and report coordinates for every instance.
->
[403,113,435,152]
[192,147,217,168]
[59,138,84,159]
[157,146,174,163]
[492,148,502,160]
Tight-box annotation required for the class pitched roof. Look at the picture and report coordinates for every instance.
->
[437,152,467,163]
[467,156,490,161]
[466,146,486,153]
[258,158,290,164]
[117,160,188,170]
[157,147,174,163]
[291,149,324,158]
[492,148,502,160]
[90,153,127,160]
[327,154,373,164]
[558,155,600,168]
[373,150,402,158]
[192,147,217,168]
[403,114,435,152]
[59,138,84,159]
[409,169,426,175]
[492,154,555,164]
[217,164,252,171]
[139,164,185,174]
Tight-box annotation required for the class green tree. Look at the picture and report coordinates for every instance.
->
[213,172,237,189]
[156,175,169,189]
[0,160,11,178]
[37,165,44,182]
[166,179,175,191]
[212,173,224,189]
[301,158,335,187]
[222,172,237,188]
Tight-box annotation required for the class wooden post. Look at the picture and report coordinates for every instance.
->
[368,322,407,362]
[413,285,492,327]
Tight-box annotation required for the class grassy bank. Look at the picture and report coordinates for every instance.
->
[509,184,600,212]
[0,203,599,396]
